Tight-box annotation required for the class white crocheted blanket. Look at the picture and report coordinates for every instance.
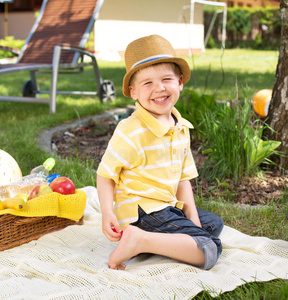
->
[0,186,287,299]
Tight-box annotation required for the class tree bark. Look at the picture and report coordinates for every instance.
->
[263,0,288,170]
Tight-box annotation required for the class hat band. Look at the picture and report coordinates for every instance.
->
[131,54,174,69]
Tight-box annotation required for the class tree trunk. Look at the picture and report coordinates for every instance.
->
[263,0,288,170]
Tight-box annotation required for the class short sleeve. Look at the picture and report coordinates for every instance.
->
[181,142,198,181]
[97,126,140,184]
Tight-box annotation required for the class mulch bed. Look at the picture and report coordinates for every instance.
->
[51,119,288,206]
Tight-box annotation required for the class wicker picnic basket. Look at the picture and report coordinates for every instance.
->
[0,214,83,251]
[0,190,86,251]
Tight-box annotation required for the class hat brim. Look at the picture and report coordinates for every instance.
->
[122,57,191,97]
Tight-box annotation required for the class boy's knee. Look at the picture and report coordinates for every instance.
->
[213,216,224,237]
[194,236,222,270]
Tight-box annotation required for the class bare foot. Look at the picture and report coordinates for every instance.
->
[109,225,144,270]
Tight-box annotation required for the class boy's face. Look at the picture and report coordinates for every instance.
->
[129,64,183,123]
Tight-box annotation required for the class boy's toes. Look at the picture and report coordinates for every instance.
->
[116,263,126,270]
[109,262,126,270]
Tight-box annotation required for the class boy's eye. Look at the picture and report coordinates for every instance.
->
[163,77,172,81]
[143,81,152,85]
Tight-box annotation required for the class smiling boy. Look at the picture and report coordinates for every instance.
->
[97,35,223,270]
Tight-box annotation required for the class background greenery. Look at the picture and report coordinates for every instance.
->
[204,6,281,50]
[0,45,287,298]
[0,36,25,59]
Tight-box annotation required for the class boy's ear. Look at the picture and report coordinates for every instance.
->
[179,74,184,91]
[129,86,138,100]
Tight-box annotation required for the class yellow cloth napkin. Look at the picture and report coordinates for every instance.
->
[0,190,86,221]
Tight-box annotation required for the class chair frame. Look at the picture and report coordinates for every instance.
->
[0,0,115,113]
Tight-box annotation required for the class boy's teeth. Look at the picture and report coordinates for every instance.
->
[153,97,167,102]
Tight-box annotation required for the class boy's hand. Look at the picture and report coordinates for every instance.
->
[102,212,122,241]
[112,227,123,236]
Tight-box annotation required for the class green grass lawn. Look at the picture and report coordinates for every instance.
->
[186,49,279,99]
[0,48,287,299]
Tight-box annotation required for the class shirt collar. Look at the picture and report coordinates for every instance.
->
[133,102,193,137]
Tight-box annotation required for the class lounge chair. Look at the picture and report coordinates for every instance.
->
[0,0,115,113]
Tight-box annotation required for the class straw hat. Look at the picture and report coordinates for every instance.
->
[122,35,191,97]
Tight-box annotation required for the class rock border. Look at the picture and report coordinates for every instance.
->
[37,106,136,155]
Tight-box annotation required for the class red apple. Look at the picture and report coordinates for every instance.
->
[112,227,123,236]
[29,185,53,199]
[50,177,75,195]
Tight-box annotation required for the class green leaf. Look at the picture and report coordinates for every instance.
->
[244,136,281,170]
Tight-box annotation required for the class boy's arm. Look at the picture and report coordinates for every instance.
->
[97,174,122,241]
[176,180,202,227]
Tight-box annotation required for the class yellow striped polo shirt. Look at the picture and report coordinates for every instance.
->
[97,102,198,229]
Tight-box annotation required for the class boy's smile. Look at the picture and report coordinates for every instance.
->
[152,96,169,104]
[129,64,184,125]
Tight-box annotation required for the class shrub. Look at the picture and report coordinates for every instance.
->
[206,36,216,49]
[176,89,217,139]
[0,36,25,59]
[204,7,281,50]
[226,7,252,46]
[253,33,262,49]
[200,98,281,184]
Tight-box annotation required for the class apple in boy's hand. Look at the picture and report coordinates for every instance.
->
[50,177,75,195]
[29,185,53,199]
[112,227,123,236]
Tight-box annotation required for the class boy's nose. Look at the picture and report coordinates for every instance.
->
[155,82,166,92]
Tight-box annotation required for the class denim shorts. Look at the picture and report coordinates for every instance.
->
[131,206,224,270]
